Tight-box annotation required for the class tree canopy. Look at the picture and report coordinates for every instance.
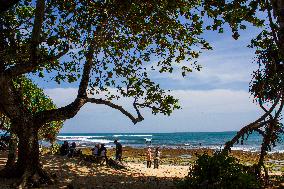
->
[0,0,264,122]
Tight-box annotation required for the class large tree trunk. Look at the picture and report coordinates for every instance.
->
[0,123,52,187]
[1,123,52,187]
[14,124,52,187]
[15,127,40,178]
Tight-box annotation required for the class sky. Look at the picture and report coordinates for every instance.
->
[37,23,266,133]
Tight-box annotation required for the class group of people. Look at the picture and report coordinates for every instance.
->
[146,147,161,169]
[60,140,162,169]
[91,143,108,164]
[91,140,123,164]
[59,141,78,157]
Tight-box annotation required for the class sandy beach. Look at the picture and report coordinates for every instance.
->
[0,147,283,188]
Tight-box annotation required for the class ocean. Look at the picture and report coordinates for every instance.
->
[54,132,284,153]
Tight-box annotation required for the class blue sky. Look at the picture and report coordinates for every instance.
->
[36,24,266,133]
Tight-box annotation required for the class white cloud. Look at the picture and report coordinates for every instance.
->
[172,89,258,113]
[44,87,262,133]
[146,31,258,90]
[45,88,78,107]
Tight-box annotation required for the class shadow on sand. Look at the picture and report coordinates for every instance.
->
[0,152,181,189]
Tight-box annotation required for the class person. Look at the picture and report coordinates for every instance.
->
[68,142,76,157]
[153,147,161,169]
[91,144,100,163]
[146,147,152,168]
[60,141,69,156]
[114,140,122,162]
[98,144,107,165]
[92,144,99,156]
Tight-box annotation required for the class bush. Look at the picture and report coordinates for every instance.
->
[177,152,261,189]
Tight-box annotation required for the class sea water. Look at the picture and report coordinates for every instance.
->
[54,132,284,153]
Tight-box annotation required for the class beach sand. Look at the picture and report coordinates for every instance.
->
[0,151,187,189]
[0,147,283,188]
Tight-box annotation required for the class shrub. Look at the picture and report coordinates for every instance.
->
[177,152,261,189]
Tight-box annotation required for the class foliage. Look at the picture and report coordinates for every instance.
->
[248,16,284,155]
[0,0,264,117]
[222,1,284,182]
[50,143,60,155]
[0,77,63,142]
[177,152,261,189]
[249,29,284,104]
[13,77,63,141]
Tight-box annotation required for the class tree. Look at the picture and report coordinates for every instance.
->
[0,77,63,169]
[222,0,284,183]
[0,0,20,12]
[0,0,262,186]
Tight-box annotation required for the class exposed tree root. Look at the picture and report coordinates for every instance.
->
[17,165,54,188]
[0,164,55,188]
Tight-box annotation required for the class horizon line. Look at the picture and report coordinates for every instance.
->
[59,131,238,134]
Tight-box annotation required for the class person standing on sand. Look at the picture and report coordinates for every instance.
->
[114,139,122,162]
[153,147,161,169]
[146,147,152,168]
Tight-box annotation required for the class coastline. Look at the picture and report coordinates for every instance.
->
[0,147,283,188]
[55,132,284,153]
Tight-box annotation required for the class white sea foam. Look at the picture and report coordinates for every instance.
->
[113,134,153,137]
[57,136,88,141]
[144,138,152,142]
[268,150,284,154]
[57,136,111,144]
[231,146,259,152]
[58,135,104,139]
[81,139,112,144]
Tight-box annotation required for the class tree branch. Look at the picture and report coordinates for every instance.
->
[272,0,284,58]
[266,0,280,49]
[87,98,144,124]
[34,14,144,127]
[274,94,284,119]
[34,16,109,126]
[257,121,275,183]
[77,45,95,98]
[223,120,269,152]
[3,0,45,78]
[223,94,281,152]
[34,45,95,125]
[135,103,165,112]
[258,97,273,119]
[255,128,265,137]
[45,45,70,63]
[35,98,87,126]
